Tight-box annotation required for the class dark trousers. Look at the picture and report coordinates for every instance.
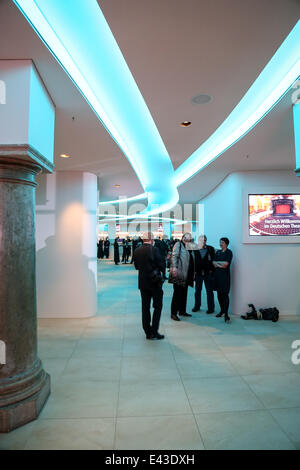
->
[217,291,229,315]
[171,283,188,316]
[140,285,163,336]
[194,273,215,311]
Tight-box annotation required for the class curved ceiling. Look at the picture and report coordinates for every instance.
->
[0,0,299,203]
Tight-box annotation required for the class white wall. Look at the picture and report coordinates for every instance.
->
[36,171,97,318]
[201,170,300,316]
[0,60,55,165]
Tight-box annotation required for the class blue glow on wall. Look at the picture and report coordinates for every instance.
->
[175,20,300,186]
[294,100,300,175]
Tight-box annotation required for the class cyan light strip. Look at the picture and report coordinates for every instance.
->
[175,20,300,186]
[99,20,300,218]
[13,0,178,215]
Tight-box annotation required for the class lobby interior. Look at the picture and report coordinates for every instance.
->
[1,0,300,451]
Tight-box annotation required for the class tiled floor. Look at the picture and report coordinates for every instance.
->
[1,260,300,450]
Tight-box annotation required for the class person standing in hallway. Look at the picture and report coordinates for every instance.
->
[133,232,165,340]
[121,238,128,263]
[126,237,131,263]
[97,238,104,259]
[114,237,120,265]
[192,235,215,314]
[169,232,195,321]
[213,237,233,324]
[104,237,110,258]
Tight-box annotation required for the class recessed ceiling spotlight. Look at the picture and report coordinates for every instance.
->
[181,121,192,127]
[113,184,121,188]
[191,94,212,105]
[60,154,71,158]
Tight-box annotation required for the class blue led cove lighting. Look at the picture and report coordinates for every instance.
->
[13,1,300,217]
[13,0,178,216]
[98,20,300,215]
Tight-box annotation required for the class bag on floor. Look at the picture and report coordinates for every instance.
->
[259,307,279,322]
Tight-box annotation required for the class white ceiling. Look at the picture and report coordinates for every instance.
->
[0,0,299,203]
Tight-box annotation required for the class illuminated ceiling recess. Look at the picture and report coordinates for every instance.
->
[13,0,178,216]
[102,19,300,210]
[175,20,300,186]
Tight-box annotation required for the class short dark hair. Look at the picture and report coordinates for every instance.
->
[220,237,229,246]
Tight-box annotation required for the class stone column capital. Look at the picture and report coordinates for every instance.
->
[0,144,54,173]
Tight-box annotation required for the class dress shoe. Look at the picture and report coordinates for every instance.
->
[152,333,165,340]
[146,334,154,340]
[171,314,180,321]
[206,310,214,314]
[192,307,200,312]
[179,312,192,317]
[216,312,224,318]
[225,315,231,324]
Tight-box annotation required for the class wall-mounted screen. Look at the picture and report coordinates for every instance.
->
[249,194,300,236]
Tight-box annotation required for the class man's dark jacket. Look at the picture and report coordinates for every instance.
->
[134,243,164,290]
[194,245,215,275]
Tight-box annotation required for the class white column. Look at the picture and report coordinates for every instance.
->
[36,171,97,318]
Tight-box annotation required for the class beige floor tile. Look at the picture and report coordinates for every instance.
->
[183,376,264,413]
[195,410,295,450]
[41,358,69,381]
[170,337,222,357]
[225,350,295,375]
[41,380,119,418]
[120,356,180,381]
[210,334,268,353]
[82,326,124,339]
[175,353,238,379]
[63,357,122,381]
[122,337,172,357]
[115,415,204,450]
[270,408,300,449]
[24,418,115,450]
[118,380,192,417]
[72,338,123,358]
[0,421,37,450]
[38,338,78,359]
[272,348,300,373]
[243,373,300,409]
[254,334,299,351]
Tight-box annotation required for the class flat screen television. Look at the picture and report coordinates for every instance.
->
[249,194,300,236]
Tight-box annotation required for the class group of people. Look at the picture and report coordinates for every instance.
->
[113,237,143,265]
[97,237,110,259]
[133,232,233,340]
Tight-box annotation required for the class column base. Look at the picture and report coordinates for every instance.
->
[0,360,51,433]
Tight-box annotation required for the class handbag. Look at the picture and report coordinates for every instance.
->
[168,242,186,286]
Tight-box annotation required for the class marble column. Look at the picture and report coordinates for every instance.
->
[0,154,50,433]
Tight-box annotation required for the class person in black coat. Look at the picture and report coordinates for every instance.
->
[126,237,131,263]
[114,237,120,265]
[97,239,104,259]
[133,232,165,340]
[192,235,215,314]
[213,237,233,323]
[104,237,110,258]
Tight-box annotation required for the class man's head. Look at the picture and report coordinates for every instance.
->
[182,232,192,243]
[142,232,154,244]
[198,234,207,249]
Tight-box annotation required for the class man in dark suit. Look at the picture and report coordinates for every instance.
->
[133,232,165,340]
[192,235,215,314]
